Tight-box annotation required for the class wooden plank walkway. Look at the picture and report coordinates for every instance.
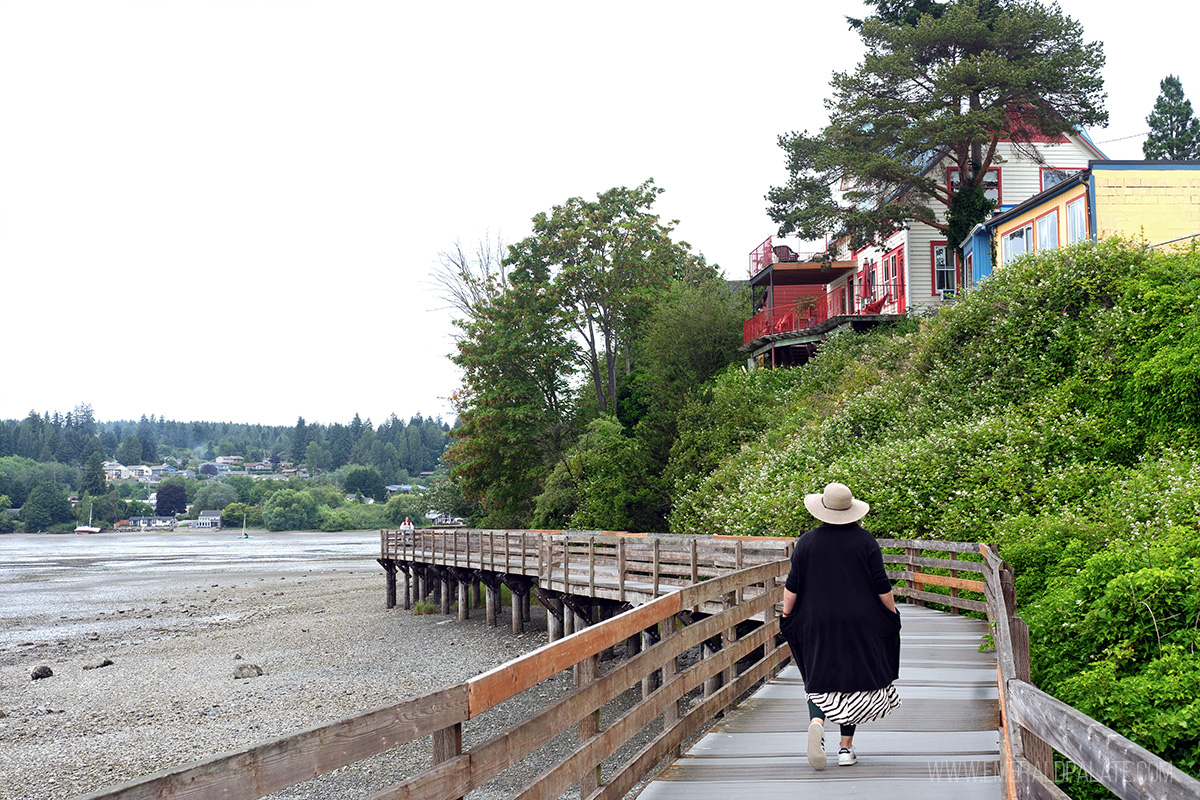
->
[640,604,1002,799]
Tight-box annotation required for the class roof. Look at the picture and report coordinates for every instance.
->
[198,510,222,518]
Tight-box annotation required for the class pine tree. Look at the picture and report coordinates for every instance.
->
[1143,75,1200,160]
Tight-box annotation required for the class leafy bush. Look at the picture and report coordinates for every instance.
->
[262,489,320,531]
[669,240,1200,780]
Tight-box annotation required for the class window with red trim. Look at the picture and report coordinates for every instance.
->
[1040,167,1083,192]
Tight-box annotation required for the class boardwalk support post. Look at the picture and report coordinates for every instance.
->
[378,559,397,609]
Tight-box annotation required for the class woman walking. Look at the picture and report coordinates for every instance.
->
[779,482,902,769]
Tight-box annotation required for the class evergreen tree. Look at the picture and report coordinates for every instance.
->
[768,0,1107,255]
[116,433,143,465]
[1143,75,1200,160]
[80,451,106,497]
[290,417,308,463]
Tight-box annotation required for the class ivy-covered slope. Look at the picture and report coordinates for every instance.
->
[669,239,1200,781]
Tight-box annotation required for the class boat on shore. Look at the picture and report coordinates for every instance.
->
[75,509,101,534]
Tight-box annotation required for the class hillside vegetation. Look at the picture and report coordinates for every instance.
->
[669,239,1200,782]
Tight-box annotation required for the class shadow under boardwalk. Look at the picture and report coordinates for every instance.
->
[640,605,1003,799]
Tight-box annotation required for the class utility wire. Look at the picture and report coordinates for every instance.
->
[1095,131,1151,144]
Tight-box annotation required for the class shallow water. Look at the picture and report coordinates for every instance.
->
[0,530,380,646]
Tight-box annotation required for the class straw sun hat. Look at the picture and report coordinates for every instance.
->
[803,482,870,525]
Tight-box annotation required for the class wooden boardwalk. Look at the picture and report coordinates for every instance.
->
[641,604,1002,799]
[84,532,1200,800]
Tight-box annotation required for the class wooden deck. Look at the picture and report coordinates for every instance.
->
[641,604,1002,799]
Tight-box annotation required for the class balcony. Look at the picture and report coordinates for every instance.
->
[744,298,831,344]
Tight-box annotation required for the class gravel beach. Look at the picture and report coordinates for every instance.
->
[0,531,577,799]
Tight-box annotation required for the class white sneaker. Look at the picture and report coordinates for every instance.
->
[806,720,826,770]
[838,747,857,766]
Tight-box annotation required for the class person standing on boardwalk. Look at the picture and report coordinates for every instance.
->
[779,482,902,770]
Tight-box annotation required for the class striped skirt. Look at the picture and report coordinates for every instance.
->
[808,684,901,726]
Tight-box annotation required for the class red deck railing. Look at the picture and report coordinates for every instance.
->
[744,300,832,343]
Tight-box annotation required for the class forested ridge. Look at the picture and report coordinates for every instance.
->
[0,411,452,533]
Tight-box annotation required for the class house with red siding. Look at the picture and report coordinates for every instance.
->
[742,126,1106,367]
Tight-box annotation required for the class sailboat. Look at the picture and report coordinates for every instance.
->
[75,507,101,535]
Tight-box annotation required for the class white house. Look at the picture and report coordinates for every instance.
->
[195,510,223,529]
[826,129,1106,315]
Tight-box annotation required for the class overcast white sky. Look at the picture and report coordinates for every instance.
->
[2,0,1197,428]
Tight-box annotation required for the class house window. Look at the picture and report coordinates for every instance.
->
[1041,167,1083,191]
[1036,209,1059,251]
[1003,224,1034,265]
[933,243,956,295]
[949,167,1001,204]
[1066,197,1088,245]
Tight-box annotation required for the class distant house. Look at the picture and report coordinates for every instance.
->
[246,462,273,473]
[103,461,130,481]
[149,464,176,477]
[195,510,223,529]
[961,160,1200,281]
[386,484,429,496]
[215,456,244,465]
[128,516,176,530]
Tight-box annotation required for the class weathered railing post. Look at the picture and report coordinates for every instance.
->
[617,537,626,603]
[652,537,661,596]
[661,612,682,758]
[432,721,464,800]
[949,551,960,614]
[576,653,601,798]
[722,588,739,710]
[906,545,923,607]
[734,539,744,604]
[588,536,596,599]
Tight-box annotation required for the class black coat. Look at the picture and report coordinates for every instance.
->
[780,522,901,693]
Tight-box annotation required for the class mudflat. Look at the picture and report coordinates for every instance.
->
[0,531,551,799]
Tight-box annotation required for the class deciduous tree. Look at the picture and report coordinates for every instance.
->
[21,482,73,531]
[262,488,320,531]
[446,268,578,527]
[342,465,385,502]
[506,180,701,416]
[155,482,188,516]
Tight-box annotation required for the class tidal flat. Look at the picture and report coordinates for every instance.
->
[0,531,555,799]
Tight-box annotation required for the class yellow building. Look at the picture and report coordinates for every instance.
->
[961,161,1200,282]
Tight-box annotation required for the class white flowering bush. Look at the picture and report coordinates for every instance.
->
[667,240,1200,782]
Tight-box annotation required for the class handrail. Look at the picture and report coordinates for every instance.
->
[978,542,1200,800]
[77,558,791,800]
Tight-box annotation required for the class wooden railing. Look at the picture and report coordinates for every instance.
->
[979,543,1200,800]
[380,528,792,605]
[78,559,790,800]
